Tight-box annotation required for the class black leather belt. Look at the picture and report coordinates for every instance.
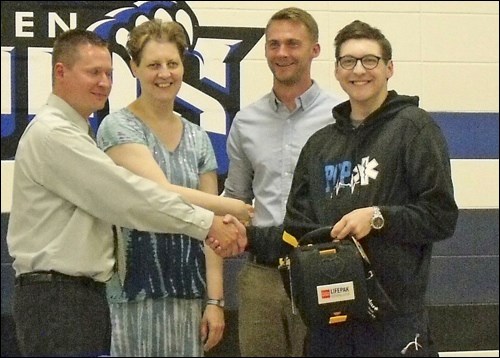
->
[15,271,104,288]
[248,253,277,268]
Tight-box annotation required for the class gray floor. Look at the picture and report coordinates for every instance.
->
[439,351,499,357]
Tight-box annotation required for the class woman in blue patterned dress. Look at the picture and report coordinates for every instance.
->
[97,19,252,356]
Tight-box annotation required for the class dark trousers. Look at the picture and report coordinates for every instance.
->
[306,310,439,357]
[13,276,111,357]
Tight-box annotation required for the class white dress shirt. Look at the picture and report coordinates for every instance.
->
[7,94,213,282]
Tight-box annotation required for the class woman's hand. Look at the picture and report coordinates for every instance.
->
[200,304,225,351]
[228,198,254,225]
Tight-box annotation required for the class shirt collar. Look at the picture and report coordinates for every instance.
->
[47,93,90,133]
[269,80,321,112]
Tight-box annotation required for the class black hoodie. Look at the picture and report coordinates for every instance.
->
[284,90,458,313]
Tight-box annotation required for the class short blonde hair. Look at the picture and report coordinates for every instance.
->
[266,7,319,43]
[127,19,187,65]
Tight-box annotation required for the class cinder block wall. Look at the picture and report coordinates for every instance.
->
[1,1,498,355]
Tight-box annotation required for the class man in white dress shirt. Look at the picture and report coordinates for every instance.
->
[7,28,246,357]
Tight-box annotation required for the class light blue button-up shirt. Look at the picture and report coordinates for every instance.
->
[225,82,341,227]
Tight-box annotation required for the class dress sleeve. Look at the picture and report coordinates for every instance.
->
[96,109,148,151]
[195,125,218,174]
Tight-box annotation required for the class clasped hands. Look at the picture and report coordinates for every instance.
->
[206,204,253,258]
[205,215,247,257]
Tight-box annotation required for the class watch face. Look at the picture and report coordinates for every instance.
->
[371,207,384,229]
[372,216,384,229]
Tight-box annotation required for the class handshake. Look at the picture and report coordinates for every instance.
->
[205,214,249,258]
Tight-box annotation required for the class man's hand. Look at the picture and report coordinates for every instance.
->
[206,214,248,257]
[331,207,374,240]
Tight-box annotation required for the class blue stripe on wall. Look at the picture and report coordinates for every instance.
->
[433,209,499,256]
[429,256,498,305]
[432,112,499,159]
[2,112,498,161]
[428,209,499,306]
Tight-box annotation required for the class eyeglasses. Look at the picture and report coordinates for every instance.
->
[337,55,384,70]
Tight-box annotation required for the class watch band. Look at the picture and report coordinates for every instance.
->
[370,206,384,230]
[206,298,225,308]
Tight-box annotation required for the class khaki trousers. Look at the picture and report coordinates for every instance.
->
[238,261,307,357]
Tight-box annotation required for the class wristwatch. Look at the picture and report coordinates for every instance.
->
[206,298,225,308]
[370,206,385,230]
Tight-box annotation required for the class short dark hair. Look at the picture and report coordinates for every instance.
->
[267,7,319,43]
[334,20,392,61]
[52,29,108,69]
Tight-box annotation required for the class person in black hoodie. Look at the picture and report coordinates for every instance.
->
[283,20,458,357]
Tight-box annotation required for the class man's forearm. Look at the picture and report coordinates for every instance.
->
[246,225,292,264]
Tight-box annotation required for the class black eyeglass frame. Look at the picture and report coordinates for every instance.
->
[336,55,386,70]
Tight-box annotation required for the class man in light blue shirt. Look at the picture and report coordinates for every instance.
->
[224,7,341,357]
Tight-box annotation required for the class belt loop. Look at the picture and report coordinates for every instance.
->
[248,253,257,264]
